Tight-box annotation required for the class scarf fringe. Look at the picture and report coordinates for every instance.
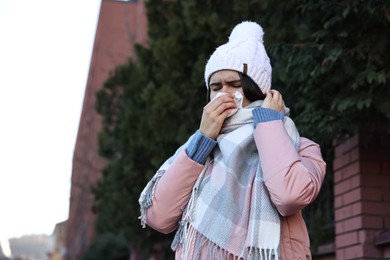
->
[138,169,165,228]
[172,158,210,254]
[182,157,210,223]
[180,225,278,260]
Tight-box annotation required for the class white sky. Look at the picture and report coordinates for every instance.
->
[0,0,101,241]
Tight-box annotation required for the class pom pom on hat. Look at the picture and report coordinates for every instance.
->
[229,21,264,43]
[204,21,272,94]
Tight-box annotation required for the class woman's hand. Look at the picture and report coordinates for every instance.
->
[262,90,285,112]
[199,93,237,139]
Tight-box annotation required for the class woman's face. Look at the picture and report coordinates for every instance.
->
[209,70,251,107]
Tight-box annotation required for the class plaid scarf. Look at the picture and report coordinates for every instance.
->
[140,101,300,259]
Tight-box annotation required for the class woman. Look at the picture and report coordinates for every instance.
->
[139,21,326,260]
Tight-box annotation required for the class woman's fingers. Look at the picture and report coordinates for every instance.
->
[269,89,282,102]
[263,90,284,112]
[207,94,237,116]
[200,94,237,139]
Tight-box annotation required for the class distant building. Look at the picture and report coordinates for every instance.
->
[48,221,67,260]
[65,0,147,259]
[8,234,50,260]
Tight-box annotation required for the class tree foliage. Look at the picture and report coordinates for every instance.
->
[90,0,390,256]
[83,233,129,260]
[270,1,390,142]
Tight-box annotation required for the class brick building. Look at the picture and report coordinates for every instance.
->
[332,120,390,259]
[65,1,390,259]
[65,1,147,259]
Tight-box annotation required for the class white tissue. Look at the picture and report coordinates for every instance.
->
[211,91,243,117]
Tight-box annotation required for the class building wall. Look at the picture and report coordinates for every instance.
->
[65,1,147,259]
[333,120,390,259]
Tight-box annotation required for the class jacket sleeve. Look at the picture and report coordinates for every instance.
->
[253,120,326,216]
[145,150,205,234]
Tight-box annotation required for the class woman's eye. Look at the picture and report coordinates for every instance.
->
[211,84,222,91]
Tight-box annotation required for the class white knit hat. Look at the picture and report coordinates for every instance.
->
[204,21,272,94]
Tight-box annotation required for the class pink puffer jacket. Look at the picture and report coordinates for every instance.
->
[144,120,326,259]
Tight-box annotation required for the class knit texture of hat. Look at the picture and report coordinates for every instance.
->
[204,21,272,94]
